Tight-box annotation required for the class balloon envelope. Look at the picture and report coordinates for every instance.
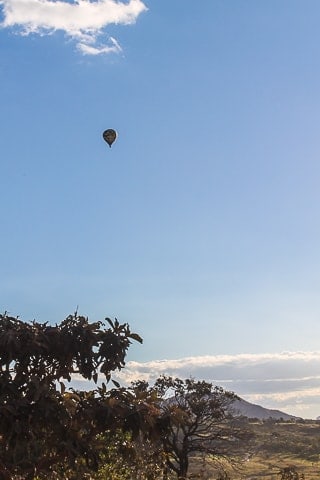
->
[103,129,117,148]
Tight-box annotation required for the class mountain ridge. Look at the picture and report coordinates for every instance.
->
[231,398,299,420]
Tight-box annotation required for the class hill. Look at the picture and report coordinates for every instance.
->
[230,397,299,420]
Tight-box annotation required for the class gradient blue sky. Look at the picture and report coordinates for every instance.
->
[1,1,320,417]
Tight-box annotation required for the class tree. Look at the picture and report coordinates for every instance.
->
[136,376,250,480]
[94,430,165,480]
[0,312,147,480]
[279,466,304,480]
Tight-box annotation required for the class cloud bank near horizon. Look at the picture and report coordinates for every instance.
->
[0,0,147,54]
[112,352,320,419]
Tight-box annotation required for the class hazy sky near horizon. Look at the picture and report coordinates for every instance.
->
[2,0,320,418]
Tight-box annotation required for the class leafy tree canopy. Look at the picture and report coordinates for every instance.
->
[0,312,143,480]
[132,376,251,480]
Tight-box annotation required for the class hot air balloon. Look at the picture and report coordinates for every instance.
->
[103,129,117,148]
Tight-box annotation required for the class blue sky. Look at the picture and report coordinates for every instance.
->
[2,0,320,417]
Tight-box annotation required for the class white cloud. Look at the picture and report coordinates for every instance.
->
[113,352,320,418]
[77,36,122,55]
[66,352,320,418]
[0,0,147,54]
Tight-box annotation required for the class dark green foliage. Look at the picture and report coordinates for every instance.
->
[279,466,302,480]
[94,430,165,480]
[0,312,142,480]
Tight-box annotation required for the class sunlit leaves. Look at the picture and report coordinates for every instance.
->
[0,312,143,479]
